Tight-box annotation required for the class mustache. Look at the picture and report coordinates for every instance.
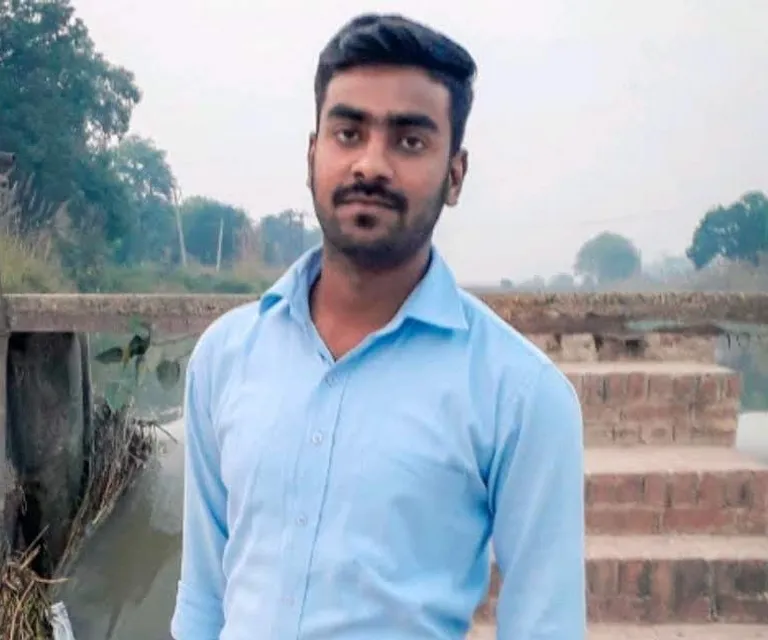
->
[332,181,407,214]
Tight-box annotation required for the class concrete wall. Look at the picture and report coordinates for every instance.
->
[3,332,92,573]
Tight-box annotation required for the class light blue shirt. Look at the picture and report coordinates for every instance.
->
[171,246,586,640]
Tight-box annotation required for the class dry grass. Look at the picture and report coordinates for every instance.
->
[0,178,71,294]
[56,400,158,574]
[0,400,158,640]
[0,539,65,640]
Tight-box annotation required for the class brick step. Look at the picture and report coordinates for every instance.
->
[586,447,768,535]
[480,535,768,624]
[560,361,740,447]
[589,625,768,639]
[587,534,768,623]
[469,623,768,639]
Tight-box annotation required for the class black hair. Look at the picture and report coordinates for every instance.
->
[314,13,477,154]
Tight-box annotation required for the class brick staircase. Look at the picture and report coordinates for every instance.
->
[470,358,768,639]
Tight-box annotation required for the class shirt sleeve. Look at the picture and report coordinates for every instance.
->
[489,362,586,640]
[170,346,229,640]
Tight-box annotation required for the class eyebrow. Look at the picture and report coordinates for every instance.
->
[326,103,439,133]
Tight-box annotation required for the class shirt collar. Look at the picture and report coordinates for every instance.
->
[258,244,468,332]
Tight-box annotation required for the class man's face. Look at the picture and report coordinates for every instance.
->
[308,65,467,270]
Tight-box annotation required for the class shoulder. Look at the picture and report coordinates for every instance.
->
[458,290,580,414]
[459,290,552,378]
[187,299,262,383]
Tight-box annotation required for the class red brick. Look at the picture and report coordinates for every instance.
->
[559,363,742,449]
[648,375,675,401]
[583,373,607,404]
[668,473,699,506]
[662,507,734,533]
[698,473,726,509]
[587,508,659,534]
[698,374,722,404]
[626,372,648,401]
[724,374,742,400]
[471,621,768,638]
[644,474,667,507]
[640,420,675,445]
[672,374,699,401]
[585,449,768,536]
[605,373,627,404]
[692,399,739,435]
[584,535,768,623]
[614,422,642,446]
[480,537,768,624]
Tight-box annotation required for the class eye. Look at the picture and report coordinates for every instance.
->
[398,135,426,153]
[334,127,361,145]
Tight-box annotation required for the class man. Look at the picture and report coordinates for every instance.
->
[171,12,585,640]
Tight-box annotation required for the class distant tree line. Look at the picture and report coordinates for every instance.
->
[501,191,768,292]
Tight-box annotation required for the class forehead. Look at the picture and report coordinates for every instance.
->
[321,66,451,132]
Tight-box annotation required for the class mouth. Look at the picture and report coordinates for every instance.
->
[339,197,398,211]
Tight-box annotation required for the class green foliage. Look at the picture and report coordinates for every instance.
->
[181,196,252,267]
[0,231,70,292]
[71,262,268,294]
[574,232,642,286]
[0,0,141,239]
[259,210,320,267]
[111,135,180,265]
[686,191,768,269]
[94,321,188,412]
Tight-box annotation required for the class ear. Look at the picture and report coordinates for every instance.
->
[306,132,317,190]
[445,148,468,207]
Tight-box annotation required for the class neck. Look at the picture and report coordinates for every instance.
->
[311,242,432,330]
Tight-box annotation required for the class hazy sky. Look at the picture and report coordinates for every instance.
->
[72,0,768,284]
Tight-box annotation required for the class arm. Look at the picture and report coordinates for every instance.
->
[490,362,586,639]
[170,348,229,639]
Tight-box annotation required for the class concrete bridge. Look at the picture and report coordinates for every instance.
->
[4,291,768,638]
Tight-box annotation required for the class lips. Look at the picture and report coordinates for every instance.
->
[339,197,397,210]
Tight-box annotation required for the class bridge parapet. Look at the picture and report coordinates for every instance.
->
[6,291,768,336]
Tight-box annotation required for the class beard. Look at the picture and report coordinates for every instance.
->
[310,169,450,272]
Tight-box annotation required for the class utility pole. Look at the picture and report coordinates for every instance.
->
[172,185,188,268]
[216,214,224,272]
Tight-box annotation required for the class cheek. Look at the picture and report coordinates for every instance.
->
[399,165,449,205]
[312,146,345,199]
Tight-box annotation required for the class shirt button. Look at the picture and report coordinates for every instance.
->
[296,514,307,526]
[311,432,324,446]
[326,374,336,387]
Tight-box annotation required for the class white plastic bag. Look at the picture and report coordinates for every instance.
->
[50,602,76,640]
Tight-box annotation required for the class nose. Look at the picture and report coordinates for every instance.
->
[350,133,394,183]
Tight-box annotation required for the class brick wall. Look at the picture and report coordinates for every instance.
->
[527,333,717,363]
[562,363,740,447]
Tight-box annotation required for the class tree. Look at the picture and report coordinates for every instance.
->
[258,210,320,267]
[686,191,768,269]
[111,135,179,264]
[0,0,141,235]
[181,196,252,267]
[574,232,641,286]
[547,273,576,292]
